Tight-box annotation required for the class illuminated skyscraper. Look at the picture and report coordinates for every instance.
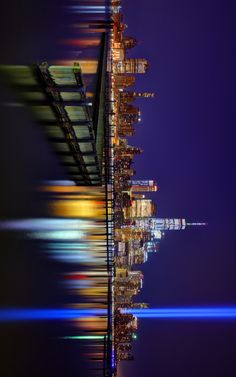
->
[128,180,158,192]
[135,218,186,231]
[114,75,136,88]
[125,199,156,218]
[131,194,146,199]
[113,58,149,74]
[120,91,155,102]
[118,124,135,137]
[115,145,143,158]
[135,218,207,233]
[145,240,160,253]
[123,36,137,50]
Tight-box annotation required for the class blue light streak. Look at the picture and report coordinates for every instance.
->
[0,309,106,322]
[0,218,92,231]
[30,230,85,240]
[46,180,75,186]
[68,5,111,14]
[124,308,236,319]
[70,6,107,10]
[1,308,236,322]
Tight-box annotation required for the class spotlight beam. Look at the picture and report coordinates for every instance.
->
[124,308,236,319]
[1,308,236,322]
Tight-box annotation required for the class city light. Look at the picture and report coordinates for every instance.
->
[0,0,217,372]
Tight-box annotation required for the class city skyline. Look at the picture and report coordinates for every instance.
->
[0,0,236,377]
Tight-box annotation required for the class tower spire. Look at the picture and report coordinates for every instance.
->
[186,222,208,226]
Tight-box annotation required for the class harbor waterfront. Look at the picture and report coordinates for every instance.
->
[0,1,208,377]
[1,0,236,376]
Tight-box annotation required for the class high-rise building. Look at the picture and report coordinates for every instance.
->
[119,104,139,114]
[129,180,158,192]
[114,75,136,88]
[135,218,187,231]
[120,91,155,102]
[133,91,154,98]
[118,124,135,137]
[113,45,125,61]
[131,194,146,199]
[119,112,140,124]
[125,199,157,218]
[135,218,207,232]
[115,146,143,158]
[145,240,160,253]
[113,59,149,74]
[123,36,137,50]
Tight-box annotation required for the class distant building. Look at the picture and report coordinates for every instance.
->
[129,180,158,192]
[125,199,157,218]
[135,218,187,231]
[131,193,146,199]
[114,75,136,88]
[113,58,149,74]
[115,145,143,158]
[123,36,137,50]
[120,91,155,102]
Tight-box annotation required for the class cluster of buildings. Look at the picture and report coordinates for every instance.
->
[110,3,156,363]
[0,1,207,374]
[110,1,206,365]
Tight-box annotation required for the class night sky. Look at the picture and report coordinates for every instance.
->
[0,0,236,376]
[121,0,236,376]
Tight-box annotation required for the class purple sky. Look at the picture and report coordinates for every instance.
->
[120,1,236,376]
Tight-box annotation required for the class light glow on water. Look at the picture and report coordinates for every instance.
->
[69,6,110,14]
[30,230,85,240]
[0,218,93,231]
[62,335,105,340]
[0,309,106,322]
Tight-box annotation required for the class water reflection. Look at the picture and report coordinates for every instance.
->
[0,180,113,373]
[0,0,114,374]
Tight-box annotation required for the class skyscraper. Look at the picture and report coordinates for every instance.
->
[125,199,157,218]
[135,218,207,232]
[113,58,149,74]
[135,218,186,230]
[120,91,155,102]
[128,180,158,192]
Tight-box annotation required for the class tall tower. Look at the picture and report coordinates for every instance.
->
[135,218,207,232]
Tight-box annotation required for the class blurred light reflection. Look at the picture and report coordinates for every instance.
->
[0,180,112,364]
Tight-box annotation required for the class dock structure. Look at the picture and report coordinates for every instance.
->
[1,34,109,187]
[0,33,115,377]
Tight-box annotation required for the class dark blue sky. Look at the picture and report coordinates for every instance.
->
[121,1,236,376]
